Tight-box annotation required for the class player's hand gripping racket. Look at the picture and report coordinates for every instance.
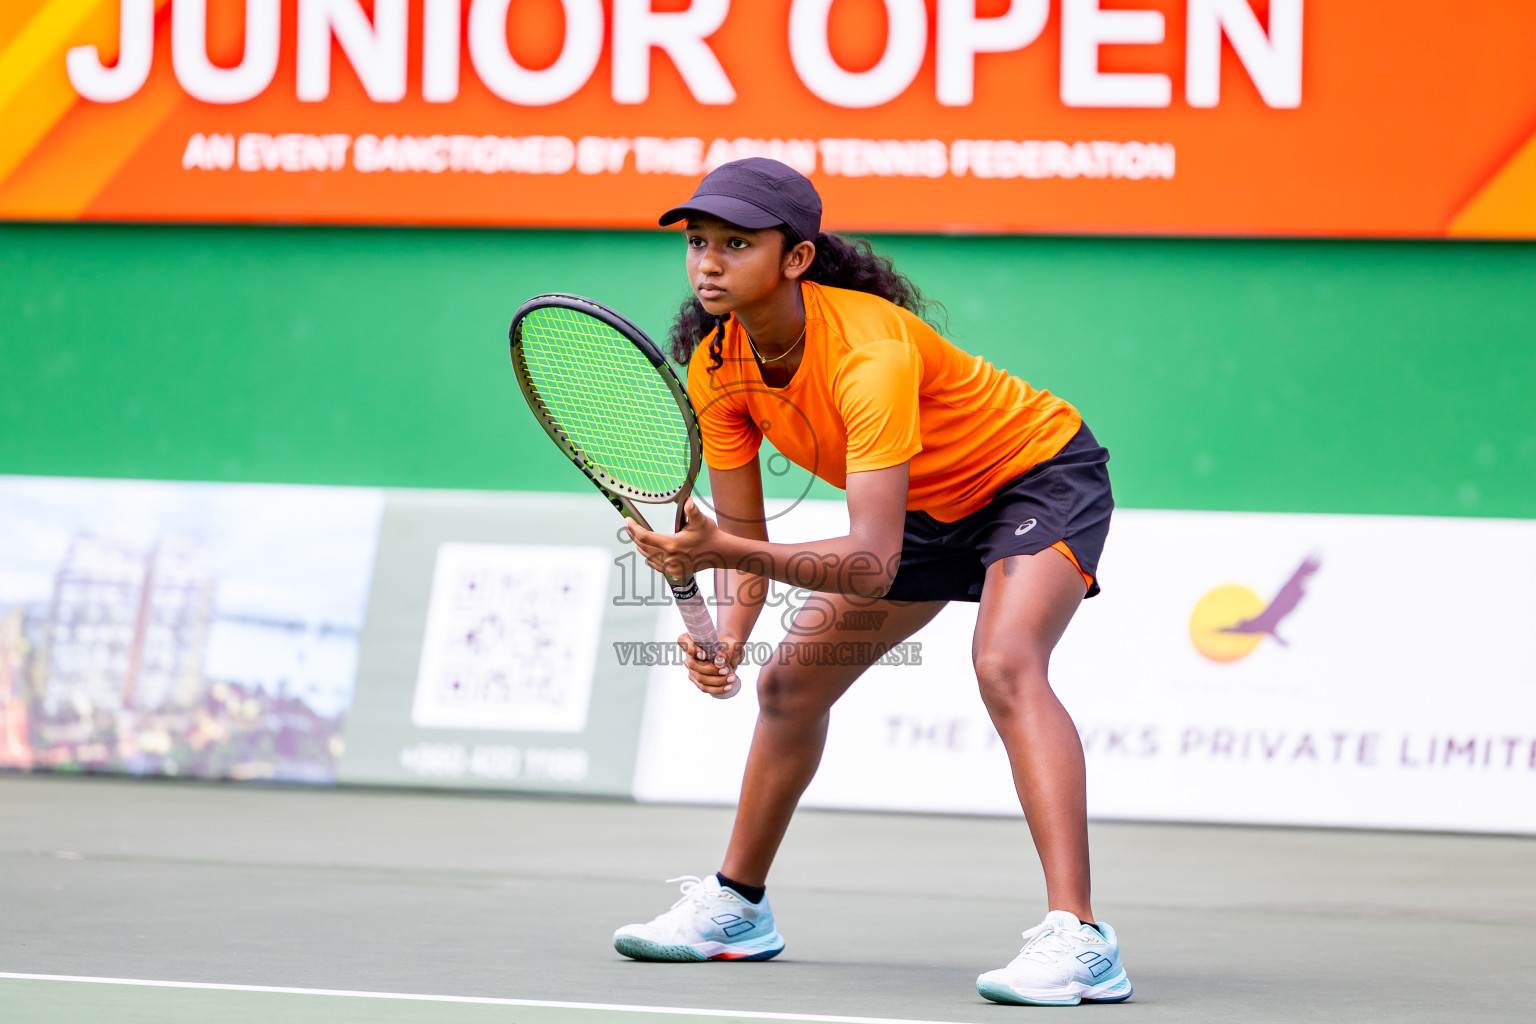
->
[508,294,738,698]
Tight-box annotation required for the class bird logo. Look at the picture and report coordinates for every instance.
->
[1188,556,1321,663]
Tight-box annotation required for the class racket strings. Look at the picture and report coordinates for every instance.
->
[519,307,691,497]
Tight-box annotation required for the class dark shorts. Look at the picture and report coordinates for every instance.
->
[884,423,1114,603]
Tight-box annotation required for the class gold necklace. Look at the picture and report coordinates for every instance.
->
[746,324,807,365]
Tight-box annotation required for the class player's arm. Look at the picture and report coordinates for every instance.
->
[691,335,917,596]
[635,336,913,597]
[631,462,909,598]
[716,462,907,597]
[668,458,770,697]
[708,458,771,643]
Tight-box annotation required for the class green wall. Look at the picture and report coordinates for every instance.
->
[2,224,1532,518]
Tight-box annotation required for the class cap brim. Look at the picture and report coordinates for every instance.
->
[658,194,786,230]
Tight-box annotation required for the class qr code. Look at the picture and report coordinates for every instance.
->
[411,543,610,733]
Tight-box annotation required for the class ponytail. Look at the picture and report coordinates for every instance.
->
[666,230,943,369]
[797,231,938,326]
[669,302,730,370]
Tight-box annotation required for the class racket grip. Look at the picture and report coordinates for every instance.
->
[670,578,739,700]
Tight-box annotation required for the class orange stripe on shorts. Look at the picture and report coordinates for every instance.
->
[1051,540,1094,594]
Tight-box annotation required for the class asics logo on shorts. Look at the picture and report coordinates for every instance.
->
[1014,518,1038,536]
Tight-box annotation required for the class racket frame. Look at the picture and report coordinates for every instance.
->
[509,292,702,535]
[508,293,732,695]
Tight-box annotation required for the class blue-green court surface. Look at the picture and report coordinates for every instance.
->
[0,976,962,1024]
[2,775,1532,1023]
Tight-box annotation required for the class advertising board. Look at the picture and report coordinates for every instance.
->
[635,503,1536,834]
[4,1,1535,234]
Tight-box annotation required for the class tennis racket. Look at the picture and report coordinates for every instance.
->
[508,293,737,699]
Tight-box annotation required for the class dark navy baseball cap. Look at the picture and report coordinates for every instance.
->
[659,158,822,243]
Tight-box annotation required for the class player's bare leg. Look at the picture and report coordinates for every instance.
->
[720,594,945,885]
[972,547,1093,921]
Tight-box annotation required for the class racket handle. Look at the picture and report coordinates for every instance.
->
[670,578,739,700]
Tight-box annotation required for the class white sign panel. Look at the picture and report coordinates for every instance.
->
[633,505,1536,834]
[412,542,610,733]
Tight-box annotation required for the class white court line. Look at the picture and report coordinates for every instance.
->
[0,973,968,1024]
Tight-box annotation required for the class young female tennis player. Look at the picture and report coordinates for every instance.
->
[618,158,1129,1006]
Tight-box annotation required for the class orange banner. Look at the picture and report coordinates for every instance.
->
[2,1,1535,235]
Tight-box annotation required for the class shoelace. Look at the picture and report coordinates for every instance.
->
[1014,918,1080,962]
[663,875,715,915]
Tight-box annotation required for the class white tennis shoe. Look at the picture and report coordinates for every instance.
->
[976,910,1133,1005]
[613,875,785,962]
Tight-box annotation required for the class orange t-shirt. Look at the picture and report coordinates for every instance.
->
[686,281,1082,523]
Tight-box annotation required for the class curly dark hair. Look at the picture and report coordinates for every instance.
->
[666,230,944,369]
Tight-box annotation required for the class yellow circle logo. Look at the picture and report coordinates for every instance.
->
[1188,585,1267,662]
